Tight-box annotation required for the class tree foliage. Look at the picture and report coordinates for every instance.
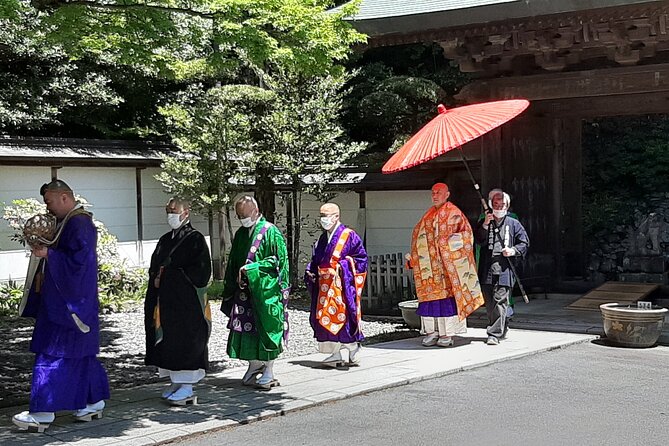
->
[0,6,121,132]
[582,114,669,240]
[27,0,365,81]
[342,43,470,153]
[157,73,365,282]
[157,84,275,216]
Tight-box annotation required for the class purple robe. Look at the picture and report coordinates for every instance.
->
[305,224,367,344]
[23,213,109,412]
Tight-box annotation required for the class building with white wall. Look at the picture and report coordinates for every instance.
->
[1,136,481,283]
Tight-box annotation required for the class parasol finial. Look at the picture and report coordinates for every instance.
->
[437,104,447,114]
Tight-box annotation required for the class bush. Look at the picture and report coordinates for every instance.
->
[0,279,23,316]
[1,197,147,313]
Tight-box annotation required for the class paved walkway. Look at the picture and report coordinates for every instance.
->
[0,328,594,446]
[466,293,669,344]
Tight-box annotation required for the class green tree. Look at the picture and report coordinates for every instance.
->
[343,43,470,153]
[26,0,365,81]
[157,84,275,277]
[259,73,366,285]
[582,115,669,239]
[0,7,121,133]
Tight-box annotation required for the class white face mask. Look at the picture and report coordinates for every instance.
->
[240,216,255,228]
[320,216,335,230]
[492,209,507,219]
[167,213,183,230]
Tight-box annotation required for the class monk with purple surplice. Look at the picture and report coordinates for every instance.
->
[13,180,109,433]
[305,203,367,368]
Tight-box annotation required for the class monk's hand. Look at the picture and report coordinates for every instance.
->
[502,247,516,257]
[237,266,247,286]
[32,245,48,258]
[483,213,494,226]
[306,271,316,282]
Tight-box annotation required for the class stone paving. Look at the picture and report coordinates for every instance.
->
[0,328,594,446]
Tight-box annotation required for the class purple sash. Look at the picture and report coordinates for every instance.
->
[229,223,271,335]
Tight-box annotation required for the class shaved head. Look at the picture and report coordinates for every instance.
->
[431,183,450,207]
[165,198,190,213]
[319,203,340,216]
[235,195,260,219]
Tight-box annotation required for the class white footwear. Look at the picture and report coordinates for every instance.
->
[242,360,265,386]
[421,332,439,347]
[161,383,181,399]
[345,343,362,365]
[322,350,345,368]
[13,411,54,432]
[486,336,500,345]
[437,336,454,347]
[255,360,279,390]
[73,400,105,422]
[167,385,197,406]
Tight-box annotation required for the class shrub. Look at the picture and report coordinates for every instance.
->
[2,197,147,313]
[0,279,23,316]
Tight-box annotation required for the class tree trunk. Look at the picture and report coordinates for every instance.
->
[285,192,296,286]
[216,209,229,280]
[224,205,234,241]
[208,209,221,279]
[290,188,302,288]
[255,165,276,223]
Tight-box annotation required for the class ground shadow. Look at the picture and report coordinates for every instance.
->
[1,376,301,444]
[590,338,662,349]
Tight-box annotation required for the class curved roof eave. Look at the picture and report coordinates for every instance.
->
[340,0,666,37]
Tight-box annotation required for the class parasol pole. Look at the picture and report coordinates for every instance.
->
[456,147,530,304]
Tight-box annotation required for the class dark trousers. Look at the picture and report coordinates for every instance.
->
[482,280,510,339]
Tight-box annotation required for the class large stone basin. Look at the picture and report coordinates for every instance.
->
[398,300,421,329]
[600,303,667,348]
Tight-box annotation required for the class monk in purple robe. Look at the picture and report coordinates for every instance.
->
[13,180,109,433]
[305,203,367,367]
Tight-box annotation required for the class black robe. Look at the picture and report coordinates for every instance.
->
[474,216,529,288]
[144,223,212,371]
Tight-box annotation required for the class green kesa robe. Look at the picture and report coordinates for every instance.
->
[222,217,289,361]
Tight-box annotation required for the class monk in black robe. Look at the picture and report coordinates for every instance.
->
[145,198,212,405]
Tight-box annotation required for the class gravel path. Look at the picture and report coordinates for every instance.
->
[0,297,416,409]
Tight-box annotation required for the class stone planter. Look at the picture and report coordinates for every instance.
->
[600,303,667,348]
[398,300,421,329]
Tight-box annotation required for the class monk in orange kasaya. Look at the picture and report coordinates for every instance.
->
[407,183,484,347]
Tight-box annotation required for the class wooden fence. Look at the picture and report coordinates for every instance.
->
[362,252,415,314]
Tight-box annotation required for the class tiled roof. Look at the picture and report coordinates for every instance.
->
[339,0,516,20]
[0,137,173,166]
[336,0,665,36]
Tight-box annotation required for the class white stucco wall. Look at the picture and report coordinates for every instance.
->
[365,191,431,257]
[1,163,430,283]
[0,165,212,281]
[0,167,52,281]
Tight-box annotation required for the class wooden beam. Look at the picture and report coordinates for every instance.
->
[530,91,669,117]
[457,63,669,102]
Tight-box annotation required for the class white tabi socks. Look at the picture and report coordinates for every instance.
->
[322,344,345,367]
[13,411,55,433]
[242,360,265,386]
[343,343,362,365]
[255,360,279,390]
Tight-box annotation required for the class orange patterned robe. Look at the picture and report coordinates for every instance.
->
[410,202,484,320]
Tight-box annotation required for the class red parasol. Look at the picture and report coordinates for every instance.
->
[382,99,530,173]
[382,98,531,303]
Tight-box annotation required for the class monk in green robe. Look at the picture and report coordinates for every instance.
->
[221,196,289,390]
